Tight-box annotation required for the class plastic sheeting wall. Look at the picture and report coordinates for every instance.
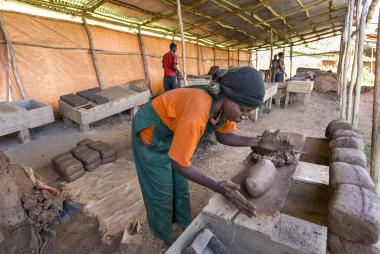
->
[0,12,252,111]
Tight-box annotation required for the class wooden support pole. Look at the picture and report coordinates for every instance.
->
[256,50,258,69]
[83,17,104,89]
[176,0,187,87]
[4,34,10,101]
[237,50,240,67]
[137,29,151,94]
[352,0,371,128]
[249,51,253,67]
[213,46,216,66]
[371,12,380,193]
[340,0,354,120]
[228,48,230,67]
[0,15,27,99]
[348,1,361,123]
[336,35,345,96]
[197,41,200,76]
[371,47,374,83]
[290,45,293,77]
[269,28,273,82]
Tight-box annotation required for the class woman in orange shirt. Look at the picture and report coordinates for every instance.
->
[132,67,271,244]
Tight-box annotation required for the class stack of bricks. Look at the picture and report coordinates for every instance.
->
[52,152,85,182]
[326,119,380,254]
[51,138,117,182]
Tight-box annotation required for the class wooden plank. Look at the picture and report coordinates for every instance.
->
[82,17,105,89]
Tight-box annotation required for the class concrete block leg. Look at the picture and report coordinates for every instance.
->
[250,109,259,122]
[304,93,311,105]
[63,116,73,125]
[264,98,272,113]
[285,92,290,109]
[18,128,31,144]
[275,98,281,106]
[80,124,90,132]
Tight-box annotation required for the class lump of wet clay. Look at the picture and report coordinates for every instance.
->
[77,138,93,146]
[328,184,380,244]
[57,157,83,176]
[325,119,353,139]
[245,159,277,197]
[330,162,375,192]
[329,136,364,151]
[328,232,380,254]
[331,129,360,140]
[258,130,295,152]
[331,148,366,168]
[250,151,296,168]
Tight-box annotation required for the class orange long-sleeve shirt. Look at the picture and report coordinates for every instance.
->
[139,88,236,167]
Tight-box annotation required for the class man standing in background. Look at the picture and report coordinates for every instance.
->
[162,43,181,91]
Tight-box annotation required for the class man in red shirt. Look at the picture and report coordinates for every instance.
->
[162,43,181,91]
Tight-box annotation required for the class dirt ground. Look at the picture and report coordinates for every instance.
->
[0,90,374,254]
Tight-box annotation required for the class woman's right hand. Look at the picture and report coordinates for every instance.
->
[217,180,256,217]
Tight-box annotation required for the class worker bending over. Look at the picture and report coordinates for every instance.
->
[132,66,279,244]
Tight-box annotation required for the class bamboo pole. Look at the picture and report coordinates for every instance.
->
[352,0,372,129]
[228,48,230,67]
[82,17,104,89]
[336,34,345,96]
[0,15,27,99]
[340,0,355,120]
[290,45,293,77]
[197,41,200,76]
[256,50,258,69]
[176,0,187,87]
[371,47,374,83]
[348,1,360,123]
[137,29,151,93]
[371,11,380,193]
[269,28,273,82]
[347,41,358,122]
[213,46,216,66]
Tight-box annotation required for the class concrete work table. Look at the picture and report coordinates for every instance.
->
[0,99,54,143]
[285,80,314,108]
[168,134,330,254]
[251,83,278,121]
[59,84,150,132]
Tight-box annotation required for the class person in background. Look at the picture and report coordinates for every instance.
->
[162,43,181,91]
[270,54,278,82]
[275,52,287,82]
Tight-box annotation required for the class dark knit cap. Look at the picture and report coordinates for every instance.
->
[217,66,265,108]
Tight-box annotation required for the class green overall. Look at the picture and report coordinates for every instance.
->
[131,86,225,240]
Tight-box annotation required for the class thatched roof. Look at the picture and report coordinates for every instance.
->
[11,0,379,50]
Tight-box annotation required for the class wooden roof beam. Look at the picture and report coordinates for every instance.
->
[142,0,208,26]
[294,0,310,18]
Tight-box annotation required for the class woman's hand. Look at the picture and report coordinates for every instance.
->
[216,180,256,217]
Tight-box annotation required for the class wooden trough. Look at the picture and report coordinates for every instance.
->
[0,99,54,143]
[59,84,150,132]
